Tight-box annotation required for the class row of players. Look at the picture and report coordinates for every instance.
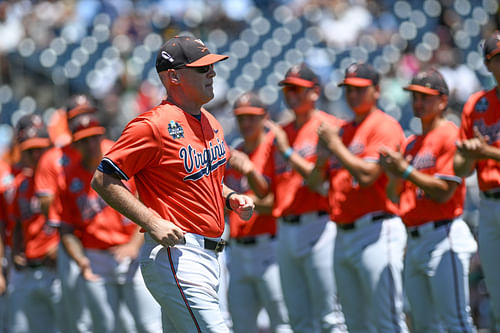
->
[0,31,500,332]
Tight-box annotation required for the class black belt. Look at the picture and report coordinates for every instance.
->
[234,234,276,245]
[26,259,45,269]
[282,211,329,224]
[408,219,454,238]
[482,190,500,199]
[204,239,226,252]
[337,213,394,231]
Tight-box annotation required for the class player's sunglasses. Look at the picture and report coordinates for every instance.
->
[177,65,212,74]
[282,85,308,94]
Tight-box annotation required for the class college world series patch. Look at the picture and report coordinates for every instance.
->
[168,120,184,139]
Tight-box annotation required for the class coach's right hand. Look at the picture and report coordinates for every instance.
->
[147,208,185,247]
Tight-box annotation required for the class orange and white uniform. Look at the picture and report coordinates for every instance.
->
[224,132,291,332]
[328,109,402,224]
[459,87,500,331]
[259,110,346,332]
[329,109,408,332]
[101,100,230,332]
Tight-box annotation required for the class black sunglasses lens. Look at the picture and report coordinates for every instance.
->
[195,65,210,73]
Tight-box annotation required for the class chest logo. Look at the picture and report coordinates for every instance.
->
[168,120,184,139]
[475,97,488,113]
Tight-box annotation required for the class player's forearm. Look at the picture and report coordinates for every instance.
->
[307,161,327,193]
[91,170,160,233]
[406,170,458,203]
[329,142,380,187]
[287,151,315,179]
[385,177,403,203]
[61,233,87,267]
[453,152,476,177]
[482,144,500,162]
[38,195,54,219]
[246,169,270,199]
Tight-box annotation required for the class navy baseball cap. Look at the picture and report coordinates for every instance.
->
[403,69,449,96]
[338,63,380,87]
[483,31,500,61]
[279,63,319,88]
[233,92,267,116]
[156,36,228,73]
[16,114,51,151]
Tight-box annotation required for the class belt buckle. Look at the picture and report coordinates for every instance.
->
[215,239,226,252]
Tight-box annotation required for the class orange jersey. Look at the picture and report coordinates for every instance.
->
[259,110,343,217]
[0,160,15,247]
[225,132,276,238]
[103,101,227,238]
[459,88,500,191]
[328,109,403,223]
[59,140,137,249]
[12,169,59,260]
[399,122,465,226]
[34,145,81,224]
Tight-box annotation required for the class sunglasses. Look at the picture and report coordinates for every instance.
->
[282,85,308,93]
[177,65,212,73]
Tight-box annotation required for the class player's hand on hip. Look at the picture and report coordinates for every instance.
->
[229,193,255,221]
[79,257,100,281]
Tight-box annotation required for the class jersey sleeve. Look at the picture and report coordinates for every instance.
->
[364,118,404,162]
[435,128,462,183]
[102,118,162,180]
[34,150,59,197]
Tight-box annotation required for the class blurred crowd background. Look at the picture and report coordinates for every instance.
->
[0,0,499,150]
[0,0,500,329]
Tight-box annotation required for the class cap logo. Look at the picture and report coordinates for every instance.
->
[194,39,208,53]
[161,51,174,63]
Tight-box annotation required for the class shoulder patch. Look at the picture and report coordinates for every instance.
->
[168,120,184,139]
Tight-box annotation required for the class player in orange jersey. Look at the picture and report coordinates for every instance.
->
[309,63,408,332]
[454,31,500,332]
[10,114,61,333]
[91,36,254,332]
[58,113,161,333]
[224,92,291,332]
[253,63,346,333]
[34,95,96,333]
[380,69,477,332]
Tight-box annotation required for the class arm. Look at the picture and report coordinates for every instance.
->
[454,127,500,176]
[228,149,270,198]
[222,184,255,221]
[108,226,144,262]
[39,195,53,219]
[307,142,330,195]
[319,122,381,187]
[60,224,99,281]
[379,147,458,203]
[265,120,315,180]
[91,170,185,247]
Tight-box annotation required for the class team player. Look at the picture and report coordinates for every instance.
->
[34,95,95,333]
[380,69,477,332]
[224,92,291,333]
[253,63,346,333]
[309,63,408,332]
[10,114,62,333]
[58,113,161,333]
[91,36,254,332]
[454,31,500,332]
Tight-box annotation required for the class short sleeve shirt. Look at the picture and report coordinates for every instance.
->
[400,122,464,226]
[458,88,500,191]
[103,101,228,238]
[328,109,404,223]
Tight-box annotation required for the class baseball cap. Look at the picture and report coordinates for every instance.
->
[233,92,267,116]
[66,94,96,120]
[69,114,105,142]
[483,31,500,61]
[338,63,380,87]
[156,36,228,73]
[278,63,319,88]
[16,114,51,151]
[403,68,449,96]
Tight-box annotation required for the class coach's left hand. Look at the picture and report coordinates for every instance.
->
[228,193,255,221]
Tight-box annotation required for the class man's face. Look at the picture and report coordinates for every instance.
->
[73,135,102,162]
[344,84,378,115]
[486,54,500,80]
[282,84,315,114]
[236,114,265,142]
[411,91,446,121]
[175,64,216,105]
